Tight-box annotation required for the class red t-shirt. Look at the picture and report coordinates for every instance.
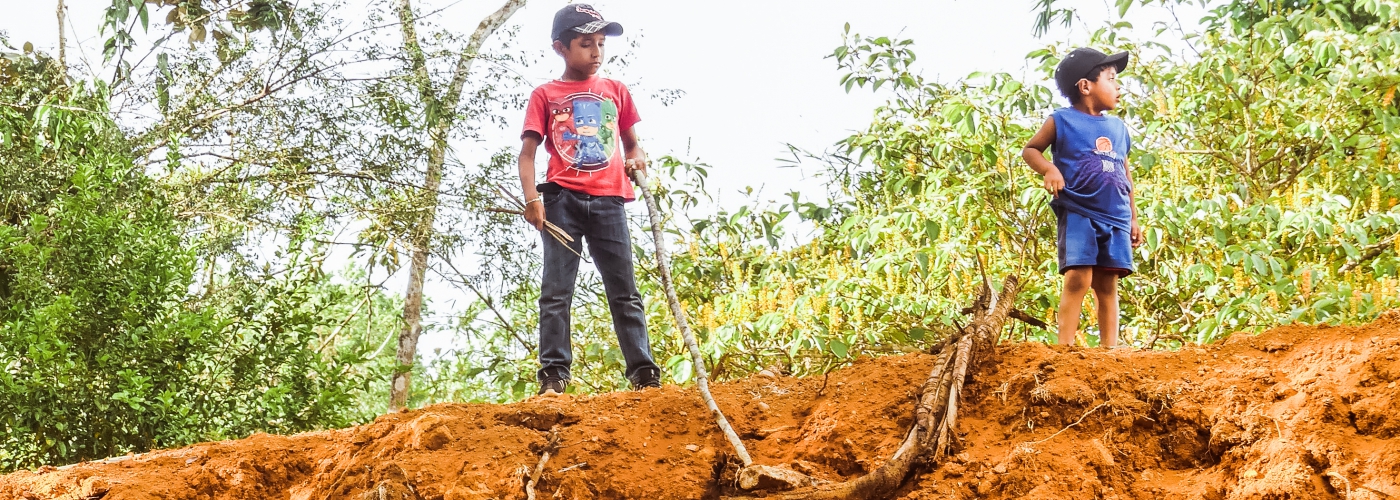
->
[522,76,640,200]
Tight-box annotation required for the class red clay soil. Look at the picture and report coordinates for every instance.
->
[4,314,1399,500]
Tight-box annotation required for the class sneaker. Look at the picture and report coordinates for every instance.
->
[630,367,662,390]
[537,376,568,396]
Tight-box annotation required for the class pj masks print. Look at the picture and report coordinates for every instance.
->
[562,99,609,170]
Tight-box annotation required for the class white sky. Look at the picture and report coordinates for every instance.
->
[4,0,1203,357]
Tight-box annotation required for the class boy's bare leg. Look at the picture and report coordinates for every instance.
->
[1091,270,1120,348]
[1058,268,1093,345]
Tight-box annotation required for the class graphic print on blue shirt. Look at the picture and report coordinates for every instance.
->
[1049,108,1134,230]
[552,92,619,172]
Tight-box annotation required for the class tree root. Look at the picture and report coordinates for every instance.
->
[726,275,1024,500]
[524,427,561,500]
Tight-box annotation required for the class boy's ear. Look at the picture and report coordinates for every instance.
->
[1077,79,1090,95]
[552,39,567,56]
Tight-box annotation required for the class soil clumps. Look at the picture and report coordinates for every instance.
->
[4,315,1399,499]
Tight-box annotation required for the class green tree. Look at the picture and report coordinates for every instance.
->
[383,0,526,410]
[0,47,398,470]
[97,0,545,410]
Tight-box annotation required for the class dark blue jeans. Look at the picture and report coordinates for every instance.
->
[538,188,658,384]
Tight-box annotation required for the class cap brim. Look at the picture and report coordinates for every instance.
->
[571,20,623,36]
[1102,51,1129,73]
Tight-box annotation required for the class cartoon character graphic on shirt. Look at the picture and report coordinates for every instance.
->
[548,91,620,172]
[547,100,576,158]
[562,100,609,169]
[598,100,618,152]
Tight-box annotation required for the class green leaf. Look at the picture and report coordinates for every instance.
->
[1250,254,1267,276]
[829,338,849,358]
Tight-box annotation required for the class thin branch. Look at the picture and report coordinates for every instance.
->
[1339,232,1400,273]
[439,257,536,353]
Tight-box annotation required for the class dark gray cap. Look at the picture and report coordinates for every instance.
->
[1054,47,1128,97]
[552,4,623,41]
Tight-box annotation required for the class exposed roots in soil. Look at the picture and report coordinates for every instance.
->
[523,426,560,500]
[5,310,1400,499]
[725,274,1028,500]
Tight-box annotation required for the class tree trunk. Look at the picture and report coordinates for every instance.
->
[56,0,66,72]
[388,0,527,410]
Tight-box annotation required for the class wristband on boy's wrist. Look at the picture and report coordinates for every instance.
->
[526,196,543,206]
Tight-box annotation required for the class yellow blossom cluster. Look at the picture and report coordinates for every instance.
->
[1291,178,1308,209]
[1377,278,1400,307]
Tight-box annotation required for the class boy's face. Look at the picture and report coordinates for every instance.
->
[1080,67,1120,110]
[554,32,606,77]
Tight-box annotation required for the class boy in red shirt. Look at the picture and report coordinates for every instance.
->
[518,4,660,396]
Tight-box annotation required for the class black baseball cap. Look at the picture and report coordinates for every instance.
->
[1054,47,1129,98]
[551,4,623,42]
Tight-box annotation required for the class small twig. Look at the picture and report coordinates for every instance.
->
[320,445,371,500]
[756,426,796,438]
[1009,309,1050,330]
[1325,471,1352,500]
[817,370,832,397]
[556,462,587,474]
[489,208,570,238]
[492,188,586,259]
[496,183,528,208]
[1027,402,1109,446]
[1339,232,1400,273]
[486,207,575,242]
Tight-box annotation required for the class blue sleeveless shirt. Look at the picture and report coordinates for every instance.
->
[1049,107,1134,230]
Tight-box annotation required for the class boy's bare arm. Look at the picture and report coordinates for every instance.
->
[519,133,545,230]
[620,127,646,174]
[1022,117,1064,196]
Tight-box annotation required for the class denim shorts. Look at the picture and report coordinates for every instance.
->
[1056,208,1134,276]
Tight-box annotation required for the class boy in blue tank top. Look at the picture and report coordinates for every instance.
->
[1021,48,1143,348]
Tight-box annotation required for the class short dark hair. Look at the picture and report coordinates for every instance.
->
[555,30,583,49]
[1059,62,1117,102]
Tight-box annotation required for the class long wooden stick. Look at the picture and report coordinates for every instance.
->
[630,169,753,466]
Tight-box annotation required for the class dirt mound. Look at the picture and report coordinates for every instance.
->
[4,315,1400,500]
